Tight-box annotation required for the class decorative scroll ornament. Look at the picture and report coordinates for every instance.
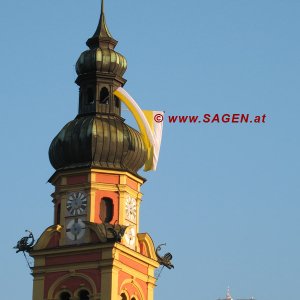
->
[84,221,127,243]
[105,222,127,242]
[155,243,174,269]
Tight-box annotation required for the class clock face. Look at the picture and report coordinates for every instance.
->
[66,218,85,241]
[67,192,87,216]
[124,226,136,248]
[125,196,137,222]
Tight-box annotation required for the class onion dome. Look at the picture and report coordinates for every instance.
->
[76,48,127,77]
[75,0,127,78]
[49,115,147,174]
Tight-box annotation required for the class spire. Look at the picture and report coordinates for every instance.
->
[86,0,118,49]
[226,287,233,300]
[97,0,112,39]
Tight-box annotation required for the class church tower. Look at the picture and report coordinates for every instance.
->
[30,2,161,299]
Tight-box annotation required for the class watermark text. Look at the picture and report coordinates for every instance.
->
[154,113,267,124]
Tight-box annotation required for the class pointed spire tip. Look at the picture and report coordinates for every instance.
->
[86,0,118,49]
[101,0,104,16]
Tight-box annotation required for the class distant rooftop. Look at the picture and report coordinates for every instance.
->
[217,288,255,300]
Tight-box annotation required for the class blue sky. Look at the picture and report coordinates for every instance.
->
[1,0,300,299]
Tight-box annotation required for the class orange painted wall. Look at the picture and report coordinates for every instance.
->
[118,254,148,274]
[118,270,147,300]
[95,173,119,184]
[126,177,138,190]
[135,278,148,299]
[45,252,101,266]
[94,190,119,224]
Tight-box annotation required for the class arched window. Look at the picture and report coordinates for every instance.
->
[87,87,94,104]
[114,95,120,108]
[59,292,71,300]
[79,289,90,300]
[100,197,114,223]
[100,87,109,104]
[56,203,61,224]
[121,293,127,300]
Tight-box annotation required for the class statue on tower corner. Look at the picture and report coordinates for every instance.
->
[14,230,35,253]
[155,243,174,269]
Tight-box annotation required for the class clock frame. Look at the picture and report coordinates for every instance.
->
[66,191,87,216]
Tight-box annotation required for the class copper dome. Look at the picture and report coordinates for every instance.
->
[75,48,127,77]
[49,115,147,174]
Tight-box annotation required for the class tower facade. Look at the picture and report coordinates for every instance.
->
[30,3,159,300]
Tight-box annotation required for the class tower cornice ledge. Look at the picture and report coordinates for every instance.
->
[49,168,146,186]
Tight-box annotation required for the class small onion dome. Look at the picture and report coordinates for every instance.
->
[75,48,127,77]
[49,115,147,174]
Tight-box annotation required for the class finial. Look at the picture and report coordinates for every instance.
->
[86,0,117,49]
[101,0,104,16]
